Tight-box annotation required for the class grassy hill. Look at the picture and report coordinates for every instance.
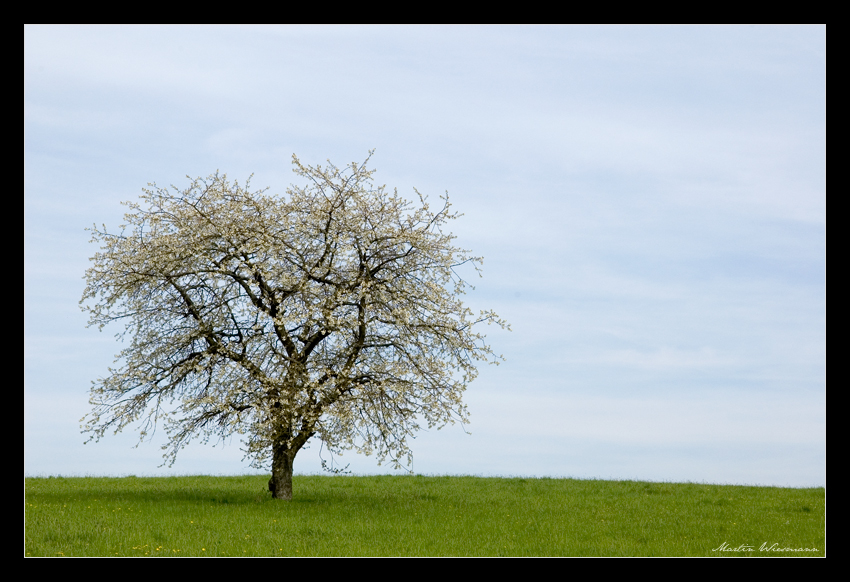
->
[25,474,824,556]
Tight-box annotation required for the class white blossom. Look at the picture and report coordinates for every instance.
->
[80,151,509,499]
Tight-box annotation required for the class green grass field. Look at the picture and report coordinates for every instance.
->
[25,474,824,556]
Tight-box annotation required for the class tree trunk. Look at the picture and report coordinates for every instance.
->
[269,445,295,500]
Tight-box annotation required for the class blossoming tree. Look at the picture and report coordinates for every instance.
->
[80,152,508,499]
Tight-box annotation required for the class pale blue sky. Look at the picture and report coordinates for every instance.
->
[25,25,825,486]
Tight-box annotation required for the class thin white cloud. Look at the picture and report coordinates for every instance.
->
[25,25,824,486]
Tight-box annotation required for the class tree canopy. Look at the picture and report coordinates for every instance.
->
[81,152,508,498]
